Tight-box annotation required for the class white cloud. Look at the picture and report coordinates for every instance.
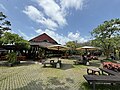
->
[36,0,67,27]
[0,4,7,11]
[39,18,58,30]
[35,28,43,34]
[68,32,80,40]
[23,0,85,30]
[23,5,43,22]
[68,31,88,43]
[23,5,58,30]
[60,0,84,10]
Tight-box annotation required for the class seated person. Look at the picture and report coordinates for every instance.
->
[82,55,88,65]
[87,53,91,60]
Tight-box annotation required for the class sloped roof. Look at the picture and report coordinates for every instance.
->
[30,42,54,48]
[29,33,58,44]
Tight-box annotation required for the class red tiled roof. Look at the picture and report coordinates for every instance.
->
[29,33,58,44]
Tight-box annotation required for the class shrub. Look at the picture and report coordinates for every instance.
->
[6,52,17,64]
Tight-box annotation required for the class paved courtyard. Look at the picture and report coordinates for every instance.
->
[0,59,88,90]
[1,58,119,90]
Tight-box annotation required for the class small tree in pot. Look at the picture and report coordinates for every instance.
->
[6,52,18,66]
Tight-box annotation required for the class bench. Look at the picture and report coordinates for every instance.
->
[83,75,120,90]
[99,68,120,75]
[42,60,55,67]
[42,60,62,68]
[42,62,53,67]
[73,60,83,65]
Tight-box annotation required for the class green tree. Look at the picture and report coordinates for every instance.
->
[111,36,120,59]
[66,41,77,50]
[91,19,120,58]
[7,52,17,64]
[0,12,11,37]
[1,32,30,50]
[66,41,79,55]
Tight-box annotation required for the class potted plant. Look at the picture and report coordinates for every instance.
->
[6,52,17,66]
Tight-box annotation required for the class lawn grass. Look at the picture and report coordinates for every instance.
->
[0,59,120,90]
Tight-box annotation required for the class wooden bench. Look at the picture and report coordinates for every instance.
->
[99,68,120,75]
[83,75,120,90]
[42,62,52,67]
[42,60,56,68]
[73,60,83,65]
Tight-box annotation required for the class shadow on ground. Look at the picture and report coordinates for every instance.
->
[48,77,65,85]
[15,80,44,90]
[61,63,74,70]
[16,78,71,90]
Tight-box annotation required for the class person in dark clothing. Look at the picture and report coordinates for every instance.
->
[82,55,88,65]
[110,52,115,60]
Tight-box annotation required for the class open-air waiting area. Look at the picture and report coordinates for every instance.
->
[0,32,120,90]
[0,54,120,90]
[0,31,120,90]
[1,4,120,89]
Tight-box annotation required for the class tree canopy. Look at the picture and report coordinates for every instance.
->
[1,32,30,50]
[66,41,77,49]
[0,12,11,37]
[91,18,120,58]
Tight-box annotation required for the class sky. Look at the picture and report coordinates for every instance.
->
[0,0,120,45]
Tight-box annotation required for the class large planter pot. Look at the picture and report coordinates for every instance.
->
[86,62,90,65]
[6,60,20,67]
[56,62,60,68]
[8,63,13,67]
